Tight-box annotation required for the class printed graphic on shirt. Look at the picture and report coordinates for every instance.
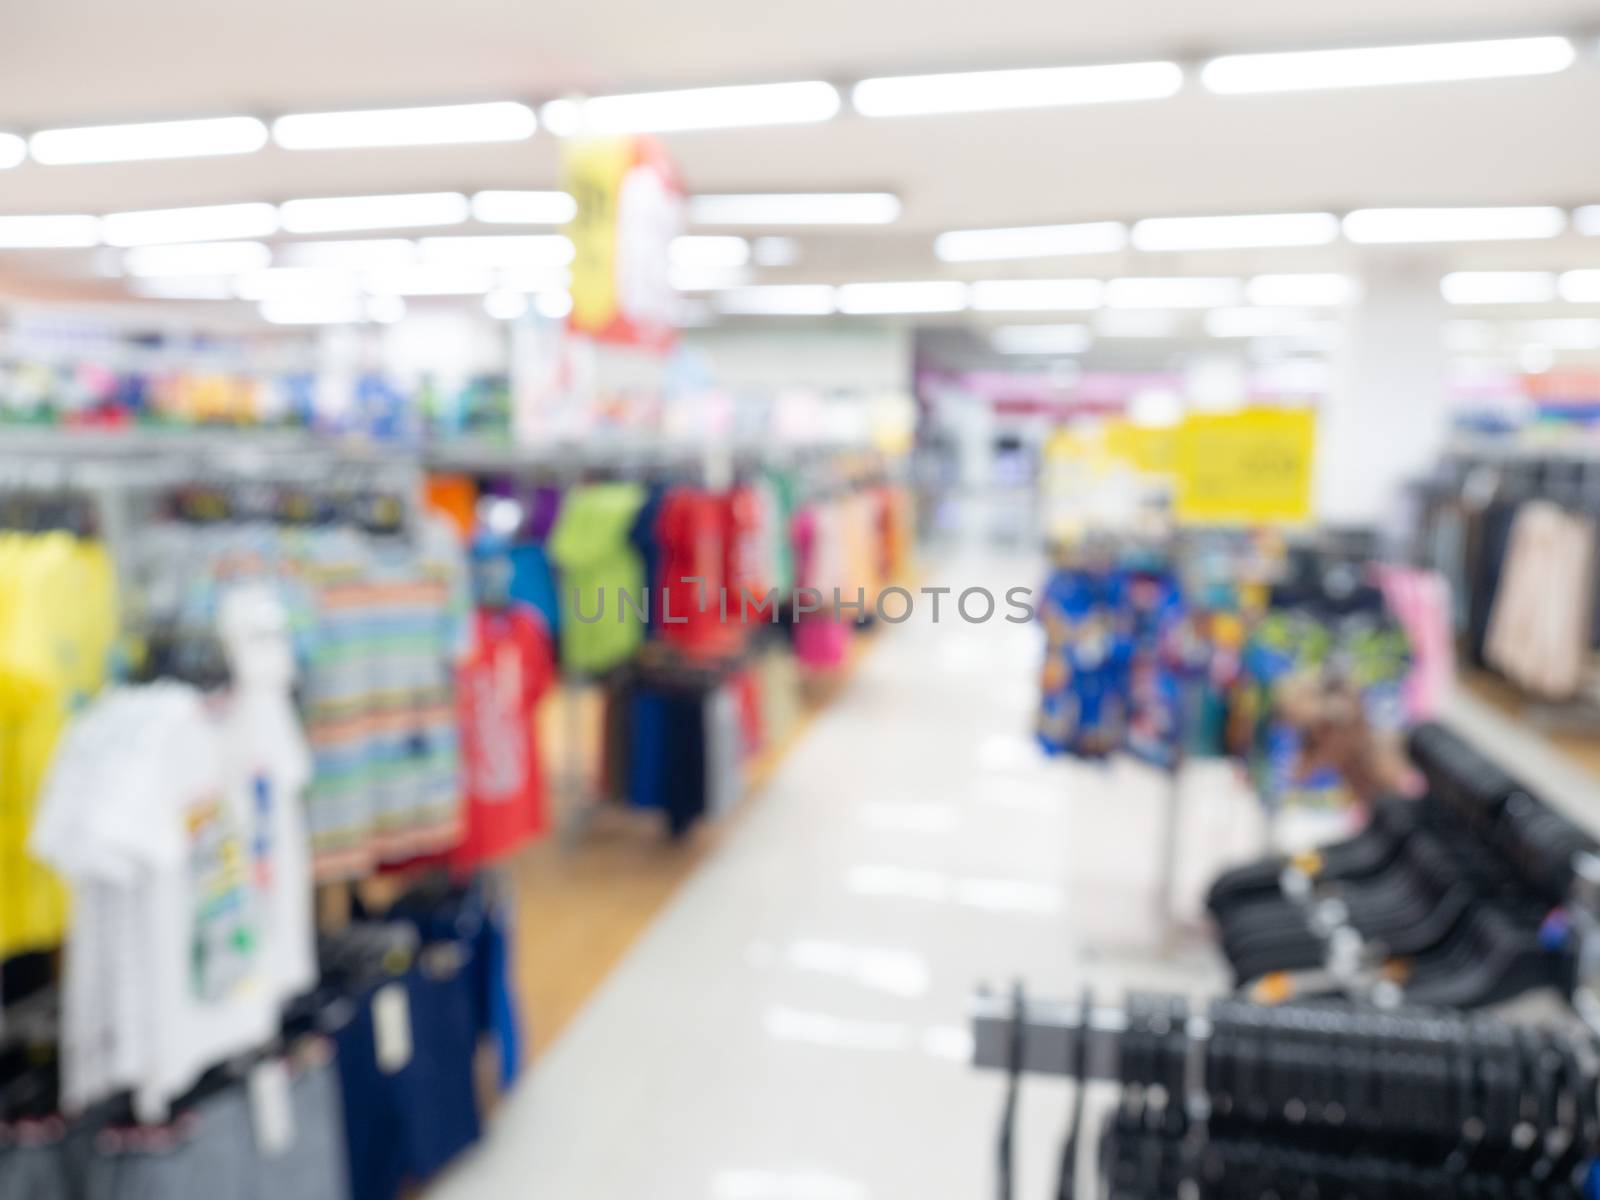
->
[464,645,530,804]
[186,795,259,1004]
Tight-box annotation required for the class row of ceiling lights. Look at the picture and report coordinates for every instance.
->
[0,33,1583,171]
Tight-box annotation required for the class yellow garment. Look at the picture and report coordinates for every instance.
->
[0,533,117,956]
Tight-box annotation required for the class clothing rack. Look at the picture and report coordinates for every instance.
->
[974,986,1600,1199]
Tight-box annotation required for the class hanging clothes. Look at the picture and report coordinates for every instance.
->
[452,604,556,867]
[0,530,118,960]
[547,483,647,675]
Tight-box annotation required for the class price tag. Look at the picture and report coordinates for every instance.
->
[249,1059,294,1158]
[372,983,413,1075]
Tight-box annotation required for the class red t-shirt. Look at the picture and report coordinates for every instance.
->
[722,485,771,623]
[454,605,555,867]
[658,488,735,658]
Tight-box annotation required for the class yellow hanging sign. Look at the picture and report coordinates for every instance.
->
[1173,407,1316,525]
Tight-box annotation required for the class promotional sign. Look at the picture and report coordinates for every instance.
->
[562,136,684,352]
[1173,408,1316,525]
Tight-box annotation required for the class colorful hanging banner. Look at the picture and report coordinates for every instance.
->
[1173,407,1316,525]
[562,136,684,352]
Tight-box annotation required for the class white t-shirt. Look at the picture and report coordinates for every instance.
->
[32,672,313,1121]
[217,585,316,1006]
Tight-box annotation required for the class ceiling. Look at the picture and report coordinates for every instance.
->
[3,0,1600,339]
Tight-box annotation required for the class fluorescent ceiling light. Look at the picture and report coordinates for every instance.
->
[752,236,800,267]
[260,296,367,325]
[1204,307,1317,338]
[366,295,407,324]
[671,235,750,268]
[0,134,24,169]
[836,281,968,314]
[1441,271,1558,305]
[712,285,836,316]
[1131,212,1339,251]
[1576,207,1600,237]
[991,325,1093,355]
[102,202,278,247]
[232,267,359,301]
[483,289,530,320]
[1247,273,1357,307]
[417,234,574,266]
[124,240,271,277]
[1095,310,1181,338]
[935,222,1126,262]
[273,101,535,150]
[0,215,100,248]
[279,192,470,234]
[853,61,1182,117]
[536,291,573,320]
[969,279,1104,311]
[364,263,495,295]
[1516,319,1600,349]
[1202,36,1575,95]
[670,265,752,292]
[1108,277,1243,308]
[471,190,577,225]
[1560,270,1600,303]
[30,116,267,165]
[1343,206,1566,244]
[542,81,839,135]
[500,264,573,292]
[275,239,417,269]
[688,193,900,226]
[129,275,235,301]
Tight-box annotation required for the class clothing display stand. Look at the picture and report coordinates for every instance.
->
[974,984,1600,1199]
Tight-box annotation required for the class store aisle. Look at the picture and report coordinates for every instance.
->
[434,538,1231,1200]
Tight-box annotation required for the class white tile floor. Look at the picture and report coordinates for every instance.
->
[432,529,1253,1200]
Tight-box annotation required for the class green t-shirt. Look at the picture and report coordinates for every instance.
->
[548,483,648,674]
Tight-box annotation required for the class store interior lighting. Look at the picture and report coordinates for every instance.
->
[483,289,531,320]
[1200,36,1576,94]
[751,237,801,267]
[0,214,101,248]
[275,239,418,269]
[1516,318,1600,349]
[28,116,269,164]
[1130,212,1340,251]
[968,279,1105,312]
[123,240,273,277]
[1560,270,1600,302]
[1440,271,1560,305]
[835,281,969,314]
[1246,274,1358,307]
[670,236,751,268]
[365,295,407,324]
[534,291,573,319]
[0,133,25,169]
[278,192,471,234]
[259,295,369,325]
[851,61,1184,117]
[272,102,537,149]
[686,193,902,226]
[1093,310,1183,338]
[711,285,837,316]
[1342,206,1568,244]
[101,203,279,247]
[934,223,1128,262]
[541,81,840,136]
[1203,307,1319,338]
[1107,277,1243,308]
[989,325,1094,355]
[1575,206,1600,237]
[416,235,575,267]
[470,191,578,225]
[231,267,359,301]
[362,263,497,296]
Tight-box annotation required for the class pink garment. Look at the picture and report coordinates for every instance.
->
[792,503,852,671]
[1375,564,1455,720]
